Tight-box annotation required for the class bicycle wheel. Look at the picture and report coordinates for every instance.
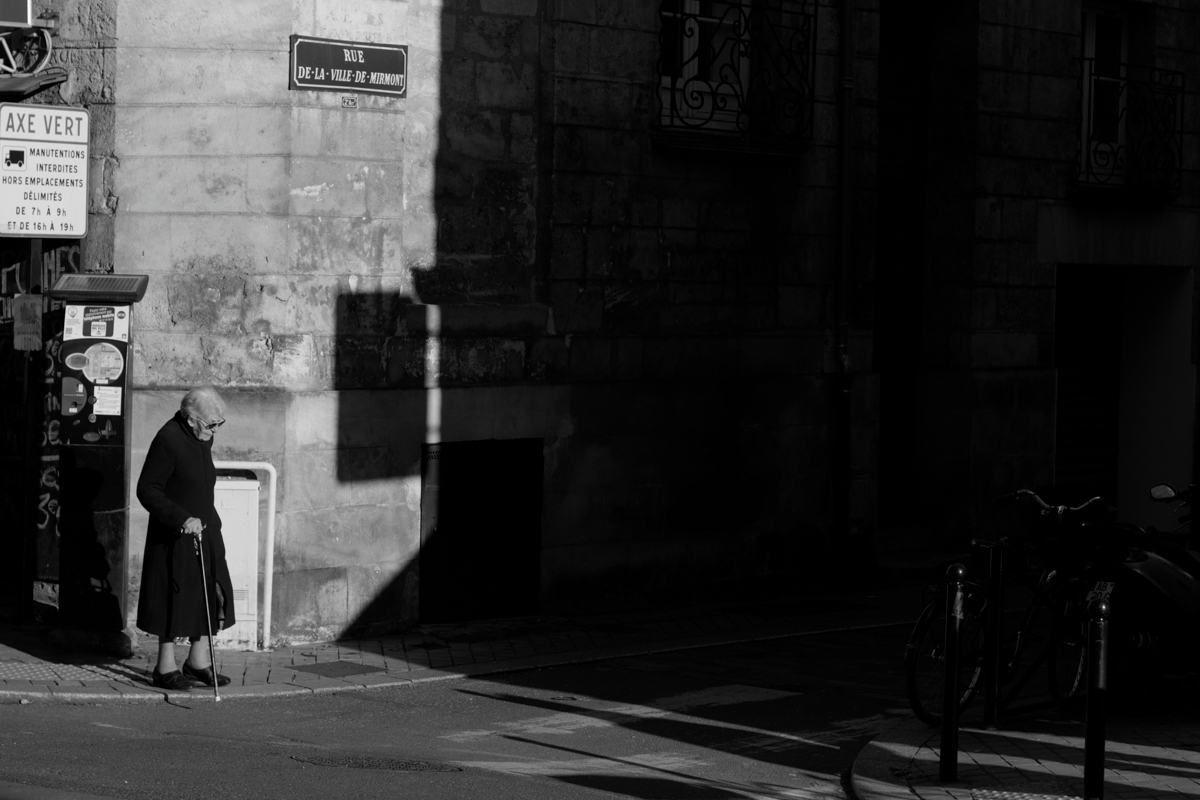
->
[905,594,986,726]
[1048,594,1088,702]
[4,28,51,75]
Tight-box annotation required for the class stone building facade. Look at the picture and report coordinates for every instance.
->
[876,0,1200,543]
[0,0,880,643]
[8,0,1196,646]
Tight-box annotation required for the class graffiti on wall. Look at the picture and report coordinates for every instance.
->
[35,322,62,585]
[0,241,80,605]
[0,241,80,317]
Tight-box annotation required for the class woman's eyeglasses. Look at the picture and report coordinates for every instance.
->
[192,416,225,432]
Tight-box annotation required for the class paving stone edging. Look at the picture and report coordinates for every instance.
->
[849,712,1200,800]
[850,719,1091,800]
[1,618,913,704]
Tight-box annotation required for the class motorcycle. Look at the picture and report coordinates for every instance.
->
[1078,482,1200,699]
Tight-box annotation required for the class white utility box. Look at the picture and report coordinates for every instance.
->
[213,474,259,649]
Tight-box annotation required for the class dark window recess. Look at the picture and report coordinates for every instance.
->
[1076,12,1184,203]
[656,0,816,154]
[418,439,543,624]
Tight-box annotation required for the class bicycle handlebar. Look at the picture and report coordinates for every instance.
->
[997,489,1108,519]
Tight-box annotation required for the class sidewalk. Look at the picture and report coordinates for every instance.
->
[0,586,925,703]
[852,708,1200,799]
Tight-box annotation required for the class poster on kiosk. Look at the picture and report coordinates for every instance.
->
[58,302,129,445]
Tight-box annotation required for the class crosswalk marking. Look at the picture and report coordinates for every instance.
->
[443,684,838,748]
[458,751,847,799]
[457,751,706,775]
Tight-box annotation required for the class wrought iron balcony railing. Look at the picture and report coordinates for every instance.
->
[656,0,815,153]
[1076,58,1184,201]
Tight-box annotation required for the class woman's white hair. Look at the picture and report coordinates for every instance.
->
[180,386,226,419]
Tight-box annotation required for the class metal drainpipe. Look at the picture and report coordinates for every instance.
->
[833,0,856,550]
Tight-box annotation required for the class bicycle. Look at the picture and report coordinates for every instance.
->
[0,26,52,77]
[904,490,1109,726]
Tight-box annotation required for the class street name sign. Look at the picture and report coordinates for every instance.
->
[290,35,408,98]
[0,103,89,238]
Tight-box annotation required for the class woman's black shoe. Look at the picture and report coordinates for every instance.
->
[182,661,231,687]
[151,669,195,691]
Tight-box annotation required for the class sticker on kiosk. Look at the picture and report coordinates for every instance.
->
[92,385,123,416]
[63,343,124,385]
[63,305,129,342]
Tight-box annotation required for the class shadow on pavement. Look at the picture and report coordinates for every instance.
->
[461,688,822,771]
[506,735,835,800]
[557,775,741,799]
[447,622,913,781]
[0,620,152,686]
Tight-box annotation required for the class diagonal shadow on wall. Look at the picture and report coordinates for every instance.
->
[331,290,426,636]
[328,0,843,639]
[327,0,554,638]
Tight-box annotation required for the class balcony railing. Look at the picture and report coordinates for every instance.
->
[1076,59,1184,201]
[656,0,815,153]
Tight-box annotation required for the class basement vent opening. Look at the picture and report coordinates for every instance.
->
[292,755,463,772]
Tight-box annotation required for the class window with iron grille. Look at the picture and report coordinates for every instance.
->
[657,0,816,152]
[1076,9,1183,201]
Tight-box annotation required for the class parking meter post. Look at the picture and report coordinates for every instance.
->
[940,563,966,783]
[47,274,148,636]
[1084,598,1109,800]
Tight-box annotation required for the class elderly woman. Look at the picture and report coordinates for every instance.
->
[136,386,236,690]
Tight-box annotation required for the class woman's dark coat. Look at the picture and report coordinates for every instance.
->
[135,412,235,639]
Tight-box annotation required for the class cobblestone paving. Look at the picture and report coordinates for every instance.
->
[0,592,919,700]
[855,716,1200,800]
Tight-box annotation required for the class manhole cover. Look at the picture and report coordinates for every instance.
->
[292,756,462,772]
[290,661,385,678]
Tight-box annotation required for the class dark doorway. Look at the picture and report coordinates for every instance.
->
[1055,265,1122,500]
[2,239,80,621]
[1,239,34,619]
[418,438,543,623]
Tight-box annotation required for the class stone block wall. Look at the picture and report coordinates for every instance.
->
[80,0,440,642]
[536,0,881,606]
[36,0,881,642]
[916,0,1086,539]
[908,0,1200,544]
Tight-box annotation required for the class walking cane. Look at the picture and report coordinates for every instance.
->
[192,528,221,702]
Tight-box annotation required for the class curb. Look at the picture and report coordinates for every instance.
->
[0,778,124,800]
[2,617,916,704]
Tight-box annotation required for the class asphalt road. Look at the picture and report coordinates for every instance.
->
[0,623,914,800]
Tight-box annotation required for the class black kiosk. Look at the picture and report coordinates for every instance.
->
[47,273,147,649]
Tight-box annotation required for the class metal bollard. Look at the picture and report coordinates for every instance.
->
[940,563,967,782]
[1084,598,1110,800]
